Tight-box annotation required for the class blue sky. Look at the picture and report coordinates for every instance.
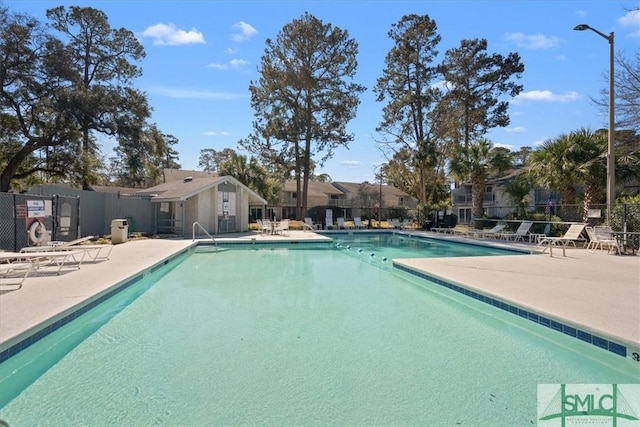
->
[7,0,640,183]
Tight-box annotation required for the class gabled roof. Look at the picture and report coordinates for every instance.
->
[163,168,216,183]
[282,180,344,197]
[333,181,414,200]
[137,175,267,204]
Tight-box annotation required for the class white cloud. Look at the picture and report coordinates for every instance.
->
[494,142,515,150]
[231,21,258,42]
[208,58,251,70]
[504,32,561,49]
[141,23,205,46]
[341,160,361,167]
[513,90,581,103]
[202,131,230,136]
[532,137,549,147]
[505,126,527,134]
[618,8,640,38]
[150,86,248,100]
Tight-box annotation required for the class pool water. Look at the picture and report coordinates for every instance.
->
[0,245,637,425]
[328,232,523,261]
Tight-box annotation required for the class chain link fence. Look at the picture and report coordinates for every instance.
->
[0,193,80,252]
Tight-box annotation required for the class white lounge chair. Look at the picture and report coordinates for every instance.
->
[325,210,334,230]
[304,217,319,230]
[587,226,621,254]
[497,221,533,242]
[465,223,506,239]
[274,219,289,235]
[0,261,33,286]
[0,250,84,275]
[21,243,113,263]
[48,235,95,247]
[337,217,351,229]
[260,219,272,234]
[537,223,587,256]
[353,217,365,229]
[390,218,402,229]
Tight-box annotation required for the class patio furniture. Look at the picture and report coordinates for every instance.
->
[0,261,33,286]
[586,226,620,254]
[21,244,113,263]
[274,219,289,235]
[497,221,534,242]
[337,217,351,229]
[0,250,85,275]
[304,217,319,230]
[537,223,587,256]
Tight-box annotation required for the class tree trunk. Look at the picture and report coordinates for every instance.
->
[472,174,485,229]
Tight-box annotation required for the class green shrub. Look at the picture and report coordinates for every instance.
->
[610,195,640,232]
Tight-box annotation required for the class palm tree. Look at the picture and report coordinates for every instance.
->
[502,173,534,218]
[449,138,512,229]
[571,129,607,221]
[528,129,606,222]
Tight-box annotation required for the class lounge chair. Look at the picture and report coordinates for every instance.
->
[587,226,621,254]
[274,219,289,235]
[260,219,272,234]
[336,217,351,229]
[304,217,319,230]
[48,235,95,247]
[497,221,533,241]
[0,261,33,286]
[0,250,84,275]
[400,219,413,229]
[537,223,587,256]
[390,218,402,229]
[431,227,456,234]
[21,244,113,263]
[464,223,506,238]
[325,210,334,230]
[353,217,365,229]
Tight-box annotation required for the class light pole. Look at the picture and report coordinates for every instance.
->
[378,167,383,229]
[574,24,615,223]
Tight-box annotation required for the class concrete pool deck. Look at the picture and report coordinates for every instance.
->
[1,230,638,361]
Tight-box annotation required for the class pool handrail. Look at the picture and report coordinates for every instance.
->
[192,222,218,251]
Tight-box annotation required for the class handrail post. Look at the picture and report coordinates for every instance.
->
[192,222,218,251]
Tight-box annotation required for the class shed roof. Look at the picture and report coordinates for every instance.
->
[137,175,267,204]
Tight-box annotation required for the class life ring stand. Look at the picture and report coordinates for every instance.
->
[28,221,47,245]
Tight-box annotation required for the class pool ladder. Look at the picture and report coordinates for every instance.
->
[192,221,218,251]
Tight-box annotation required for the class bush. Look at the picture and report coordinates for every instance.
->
[610,196,640,232]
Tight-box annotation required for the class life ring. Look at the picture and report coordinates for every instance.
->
[28,221,47,244]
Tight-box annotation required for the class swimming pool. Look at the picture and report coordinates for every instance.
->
[326,231,524,261]
[0,243,637,425]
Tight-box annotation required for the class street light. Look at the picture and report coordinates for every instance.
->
[574,23,615,223]
[377,166,384,229]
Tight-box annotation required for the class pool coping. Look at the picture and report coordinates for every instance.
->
[392,261,637,361]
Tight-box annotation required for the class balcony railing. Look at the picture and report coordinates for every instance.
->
[454,193,495,204]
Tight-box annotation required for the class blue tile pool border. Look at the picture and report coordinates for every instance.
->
[0,248,191,364]
[393,263,634,361]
